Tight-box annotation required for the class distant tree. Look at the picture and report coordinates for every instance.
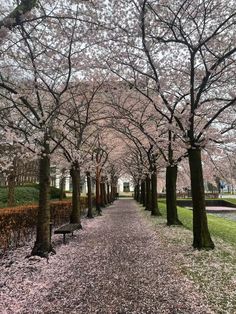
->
[55,81,104,226]
[105,86,182,222]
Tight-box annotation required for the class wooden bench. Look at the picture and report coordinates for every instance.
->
[54,223,81,244]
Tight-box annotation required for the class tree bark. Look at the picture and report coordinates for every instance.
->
[96,166,102,215]
[107,183,110,203]
[31,141,52,257]
[59,169,66,201]
[70,162,82,227]
[111,184,114,202]
[134,185,137,200]
[86,171,93,218]
[104,182,108,205]
[151,171,161,216]
[166,165,182,225]
[141,180,146,206]
[145,176,151,211]
[114,184,118,199]
[100,181,105,207]
[188,148,214,249]
[136,180,140,202]
[111,184,115,202]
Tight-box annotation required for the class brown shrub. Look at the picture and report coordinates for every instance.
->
[0,196,93,253]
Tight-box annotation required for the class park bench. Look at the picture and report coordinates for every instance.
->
[54,223,81,244]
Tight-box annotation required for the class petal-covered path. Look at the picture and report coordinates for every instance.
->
[0,199,213,314]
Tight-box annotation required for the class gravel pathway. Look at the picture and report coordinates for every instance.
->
[0,199,213,314]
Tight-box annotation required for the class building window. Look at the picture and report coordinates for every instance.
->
[123,182,130,192]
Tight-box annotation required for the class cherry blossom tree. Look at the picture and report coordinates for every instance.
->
[107,107,163,216]
[92,133,110,215]
[104,85,184,222]
[147,0,236,248]
[0,1,102,257]
[54,80,104,225]
[102,0,236,249]
[0,0,38,31]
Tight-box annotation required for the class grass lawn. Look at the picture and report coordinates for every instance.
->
[0,185,65,208]
[144,200,236,313]
[0,186,39,208]
[158,201,236,247]
[223,198,236,205]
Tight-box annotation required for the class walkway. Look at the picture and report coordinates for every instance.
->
[0,199,212,314]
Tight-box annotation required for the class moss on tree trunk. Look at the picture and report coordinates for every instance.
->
[188,148,214,249]
[166,165,182,226]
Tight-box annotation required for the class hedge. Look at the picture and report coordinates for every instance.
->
[0,197,92,254]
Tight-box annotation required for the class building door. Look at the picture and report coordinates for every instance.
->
[123,182,130,192]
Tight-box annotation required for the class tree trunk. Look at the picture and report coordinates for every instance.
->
[111,184,114,202]
[59,169,66,201]
[31,142,52,257]
[141,180,146,206]
[166,165,182,225]
[111,184,115,202]
[136,180,140,202]
[107,183,110,203]
[70,163,82,227]
[188,148,214,249]
[7,172,16,207]
[86,171,93,218]
[104,182,108,205]
[145,176,151,211]
[96,166,102,215]
[215,177,221,194]
[114,184,118,199]
[100,181,105,207]
[151,171,161,216]
[114,185,119,199]
[134,185,137,200]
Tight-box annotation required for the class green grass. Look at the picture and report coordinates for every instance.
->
[160,197,236,203]
[158,201,236,246]
[0,186,39,207]
[0,185,66,208]
[223,198,236,205]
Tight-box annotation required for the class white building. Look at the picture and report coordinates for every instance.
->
[54,170,134,197]
[117,175,134,196]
